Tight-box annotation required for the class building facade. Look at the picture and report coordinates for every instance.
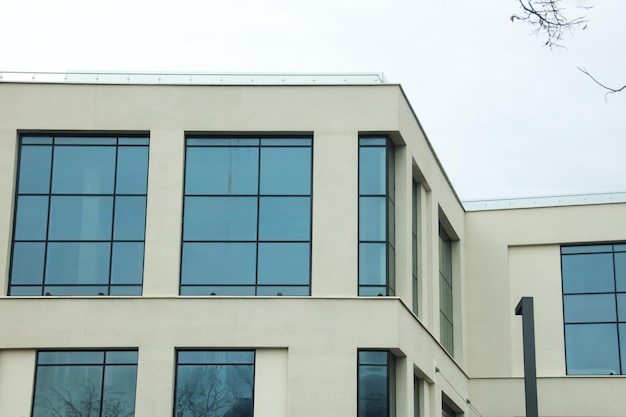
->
[0,78,625,417]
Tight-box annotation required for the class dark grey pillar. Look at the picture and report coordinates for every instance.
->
[515,296,539,417]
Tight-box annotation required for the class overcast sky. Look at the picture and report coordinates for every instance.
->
[2,0,625,200]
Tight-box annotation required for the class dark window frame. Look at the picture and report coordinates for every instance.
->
[439,224,454,355]
[180,135,313,296]
[357,349,396,417]
[9,134,149,296]
[358,136,395,296]
[31,349,138,417]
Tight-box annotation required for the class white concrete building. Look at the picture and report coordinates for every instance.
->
[0,74,625,417]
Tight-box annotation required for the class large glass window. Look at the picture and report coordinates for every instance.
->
[175,350,254,417]
[181,136,312,296]
[359,137,395,296]
[562,244,626,375]
[358,350,395,417]
[439,225,454,355]
[10,135,149,296]
[32,350,138,417]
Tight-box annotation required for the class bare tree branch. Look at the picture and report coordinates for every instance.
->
[511,0,589,47]
[578,67,626,101]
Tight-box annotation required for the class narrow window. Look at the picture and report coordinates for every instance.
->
[181,136,312,296]
[413,376,420,417]
[561,243,626,375]
[412,180,420,314]
[32,350,138,417]
[175,350,255,417]
[439,225,454,354]
[358,137,395,296]
[10,135,149,296]
[358,350,396,417]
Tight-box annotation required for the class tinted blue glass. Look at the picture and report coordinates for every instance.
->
[561,253,615,293]
[48,196,113,240]
[260,148,311,195]
[14,196,48,240]
[185,147,259,195]
[258,197,310,240]
[359,147,385,195]
[119,137,149,145]
[621,324,626,374]
[110,242,144,284]
[563,294,616,323]
[114,197,146,240]
[116,146,149,194]
[102,365,137,417]
[175,364,254,417]
[181,243,256,285]
[184,197,257,241]
[565,324,620,374]
[561,245,613,254]
[359,351,388,365]
[388,198,395,243]
[618,294,626,322]
[178,351,254,364]
[359,286,387,296]
[105,351,138,364]
[187,137,259,146]
[261,137,311,146]
[22,136,52,144]
[55,137,116,145]
[109,286,142,295]
[10,286,43,295]
[44,286,110,296]
[38,351,104,364]
[256,286,309,296]
[257,243,310,285]
[358,364,388,417]
[615,252,626,292]
[32,365,103,417]
[359,243,386,285]
[180,286,256,296]
[614,244,626,252]
[52,147,116,194]
[46,242,111,284]
[359,197,386,241]
[359,137,387,145]
[11,242,45,285]
[18,146,51,194]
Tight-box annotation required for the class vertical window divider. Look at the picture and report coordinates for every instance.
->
[107,137,120,296]
[255,139,262,296]
[612,245,623,374]
[42,138,55,296]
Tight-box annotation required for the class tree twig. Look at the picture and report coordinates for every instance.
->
[578,67,626,102]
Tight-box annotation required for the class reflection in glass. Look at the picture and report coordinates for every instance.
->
[46,242,111,285]
[18,146,51,194]
[111,242,144,284]
[52,147,116,194]
[358,350,394,417]
[260,148,311,195]
[181,243,256,285]
[175,351,254,417]
[359,243,386,286]
[48,196,113,240]
[185,147,259,195]
[359,197,386,242]
[116,146,149,194]
[258,197,310,241]
[11,242,45,285]
[14,196,48,240]
[563,294,616,323]
[257,243,310,285]
[184,197,257,241]
[114,197,147,241]
[359,147,386,195]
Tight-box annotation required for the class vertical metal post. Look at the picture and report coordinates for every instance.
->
[515,297,539,417]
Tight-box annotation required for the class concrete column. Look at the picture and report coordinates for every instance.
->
[134,345,175,417]
[0,130,17,297]
[0,350,36,417]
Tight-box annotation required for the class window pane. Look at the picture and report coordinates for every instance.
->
[102,365,137,417]
[10,242,45,285]
[562,245,613,254]
[184,197,257,241]
[106,351,138,364]
[185,147,259,195]
[48,196,113,240]
[359,286,387,296]
[14,196,49,240]
[617,294,626,322]
[187,137,259,146]
[565,323,620,375]
[563,294,616,323]
[55,136,116,145]
[44,285,110,296]
[258,197,310,241]
[562,253,615,293]
[260,148,311,195]
[360,197,386,242]
[46,242,111,285]
[615,252,626,292]
[116,146,149,194]
[180,286,256,296]
[359,351,388,365]
[109,286,142,296]
[358,365,388,417]
[10,286,43,295]
[359,243,386,285]
[181,243,256,285]
[18,146,51,194]
[256,286,309,296]
[32,365,103,417]
[261,137,311,146]
[178,351,254,364]
[620,324,626,374]
[22,136,53,144]
[359,147,385,195]
[51,146,116,194]
[359,137,387,146]
[38,351,104,364]
[257,243,310,285]
[110,242,144,284]
[114,197,146,240]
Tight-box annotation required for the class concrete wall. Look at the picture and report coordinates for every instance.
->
[0,83,468,417]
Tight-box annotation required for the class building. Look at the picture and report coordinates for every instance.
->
[0,73,625,417]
